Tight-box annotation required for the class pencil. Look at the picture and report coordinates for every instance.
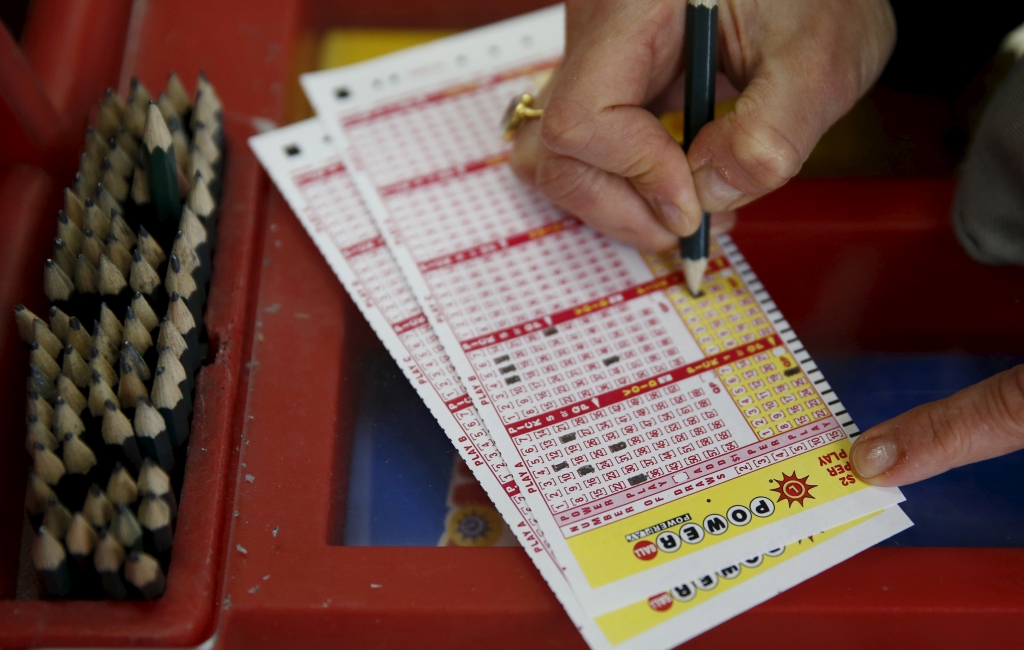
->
[157,317,193,378]
[73,254,99,319]
[152,366,189,447]
[78,153,101,193]
[28,364,57,403]
[88,370,118,420]
[54,396,86,439]
[29,342,61,382]
[67,317,93,360]
[121,341,151,383]
[33,317,64,359]
[89,347,118,387]
[97,254,131,316]
[166,72,191,118]
[137,224,168,271]
[26,414,58,455]
[134,396,174,472]
[33,442,66,488]
[138,493,174,556]
[144,101,181,238]
[83,483,114,529]
[110,504,143,552]
[679,0,718,297]
[95,184,122,224]
[94,529,128,599]
[130,250,166,314]
[95,88,123,139]
[167,292,200,370]
[131,292,160,334]
[107,233,133,279]
[53,238,76,278]
[27,389,55,429]
[124,98,146,140]
[138,458,177,520]
[103,399,143,472]
[91,320,120,367]
[64,188,86,229]
[160,343,193,397]
[13,304,39,344]
[85,127,110,166]
[110,209,138,250]
[167,115,190,173]
[123,307,154,357]
[33,526,71,598]
[66,512,101,598]
[125,551,166,600]
[72,172,91,202]
[57,210,84,257]
[186,173,217,247]
[56,374,88,417]
[60,432,98,510]
[62,344,90,389]
[117,360,149,412]
[99,302,124,344]
[25,472,57,529]
[157,92,179,124]
[44,259,76,310]
[49,306,71,345]
[106,463,138,507]
[106,141,135,179]
[81,228,106,267]
[85,200,112,241]
[42,496,73,539]
[100,160,130,204]
[115,125,140,160]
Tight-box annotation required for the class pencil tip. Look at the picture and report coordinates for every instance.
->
[682,257,708,297]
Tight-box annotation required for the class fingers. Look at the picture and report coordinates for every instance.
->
[850,365,1024,486]
[511,0,701,249]
[686,0,896,212]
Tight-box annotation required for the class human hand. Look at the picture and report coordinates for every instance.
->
[851,365,1024,486]
[509,0,896,250]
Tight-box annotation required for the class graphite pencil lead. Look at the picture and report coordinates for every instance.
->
[44,259,76,304]
[29,342,61,381]
[28,389,56,429]
[42,496,73,540]
[88,370,119,418]
[54,396,85,438]
[33,526,71,597]
[84,484,115,529]
[56,374,87,415]
[63,188,86,229]
[96,182,122,217]
[110,209,137,249]
[121,340,151,382]
[94,529,128,599]
[137,225,166,269]
[131,293,159,332]
[53,237,76,278]
[106,463,138,506]
[106,233,133,278]
[74,254,99,295]
[33,318,64,359]
[49,306,71,344]
[14,304,38,343]
[166,71,191,115]
[34,442,66,486]
[57,210,84,256]
[61,344,90,388]
[28,363,57,402]
[67,317,93,360]
[89,346,118,387]
[99,302,124,342]
[26,414,58,455]
[85,200,112,240]
[123,308,154,355]
[82,227,107,267]
[125,550,166,600]
[111,504,143,551]
[131,165,151,205]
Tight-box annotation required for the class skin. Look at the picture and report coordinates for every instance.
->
[510,0,1024,486]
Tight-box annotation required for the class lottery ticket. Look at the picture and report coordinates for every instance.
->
[250,119,910,648]
[250,117,910,645]
[301,5,906,614]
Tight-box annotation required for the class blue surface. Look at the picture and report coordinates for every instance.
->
[343,353,455,546]
[343,350,1024,547]
[817,354,1024,547]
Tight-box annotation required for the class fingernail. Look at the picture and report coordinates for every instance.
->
[654,197,695,237]
[692,166,743,212]
[851,436,898,479]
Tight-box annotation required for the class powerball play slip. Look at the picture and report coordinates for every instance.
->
[301,4,907,616]
[250,119,910,649]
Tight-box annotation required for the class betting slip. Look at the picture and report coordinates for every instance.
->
[301,4,907,615]
[250,118,910,649]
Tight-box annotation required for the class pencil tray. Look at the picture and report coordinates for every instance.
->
[0,2,264,646]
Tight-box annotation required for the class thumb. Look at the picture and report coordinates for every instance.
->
[850,365,1024,487]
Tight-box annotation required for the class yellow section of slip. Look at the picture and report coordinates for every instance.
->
[566,439,865,588]
[596,511,876,645]
[319,29,456,68]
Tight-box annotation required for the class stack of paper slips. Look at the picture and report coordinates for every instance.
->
[250,6,910,648]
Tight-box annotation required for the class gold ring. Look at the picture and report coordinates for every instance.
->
[501,93,543,141]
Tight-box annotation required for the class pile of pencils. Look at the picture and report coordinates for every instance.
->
[13,71,224,600]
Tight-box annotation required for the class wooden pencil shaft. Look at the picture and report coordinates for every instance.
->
[82,228,106,267]
[49,306,71,344]
[85,201,112,240]
[28,364,57,402]
[44,259,75,304]
[107,464,138,506]
[56,374,87,414]
[53,238,76,278]
[84,485,114,528]
[29,343,60,381]
[63,189,86,229]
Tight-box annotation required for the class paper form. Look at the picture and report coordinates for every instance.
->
[301,5,906,614]
[250,118,911,649]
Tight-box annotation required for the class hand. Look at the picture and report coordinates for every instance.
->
[509,0,896,251]
[851,365,1024,486]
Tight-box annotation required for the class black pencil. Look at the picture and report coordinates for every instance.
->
[123,307,154,358]
[110,209,137,250]
[110,504,143,553]
[680,0,718,297]
[33,442,66,489]
[83,483,114,529]
[96,183,123,220]
[14,304,40,345]
[29,342,61,383]
[25,472,57,529]
[117,360,148,414]
[89,347,118,388]
[106,233,133,279]
[54,396,86,440]
[56,374,88,418]
[88,370,119,420]
[33,526,72,598]
[99,302,123,343]
[130,250,166,314]
[27,389,55,430]
[186,172,217,247]
[138,493,174,558]
[160,344,193,397]
[73,254,100,320]
[62,344,90,389]
[98,254,132,317]
[100,160,130,204]
[78,153,101,193]
[94,529,128,599]
[66,317,93,361]
[57,210,84,256]
[103,399,143,472]
[157,317,193,379]
[134,396,174,472]
[85,201,111,241]
[167,292,201,370]
[60,432,98,510]
[28,364,57,403]
[44,259,76,314]
[130,292,160,335]
[121,341,151,383]
[137,224,168,272]
[144,101,181,241]
[95,88,123,139]
[152,366,189,447]
[106,141,135,180]
[106,463,138,507]
[66,512,102,598]
[85,127,110,164]
[138,458,176,520]
[91,320,120,367]
[53,238,76,279]
[166,71,191,118]
[125,551,166,600]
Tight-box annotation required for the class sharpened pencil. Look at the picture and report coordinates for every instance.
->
[53,238,76,278]
[106,463,138,507]
[60,432,98,510]
[66,512,102,598]
[131,292,159,333]
[100,160,129,204]
[679,0,718,296]
[107,233,133,279]
[166,72,191,117]
[134,396,173,472]
[67,317,93,360]
[144,102,181,238]
[88,370,118,419]
[99,302,123,343]
[103,399,142,472]
[54,396,86,439]
[85,126,111,165]
[138,458,176,520]
[85,200,111,241]
[44,259,76,309]
[121,340,151,382]
[111,504,143,552]
[27,389,55,429]
[110,210,137,250]
[137,225,167,271]
[28,363,57,403]
[29,342,60,381]
[56,374,87,416]
[97,254,131,316]
[42,496,73,539]
[83,484,115,529]
[167,292,200,370]
[152,366,189,447]
[139,494,174,566]
[49,306,71,345]
[25,472,57,528]
[94,529,128,599]
[89,347,118,388]
[81,228,106,268]
[26,414,58,455]
[33,317,64,359]
[33,442,66,487]
[123,307,154,356]
[62,343,91,389]
[125,551,166,600]
[33,526,71,598]
[118,360,148,412]
[57,211,84,257]
[14,304,40,344]
[95,184,122,220]
[92,320,119,366]
[63,188,86,229]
